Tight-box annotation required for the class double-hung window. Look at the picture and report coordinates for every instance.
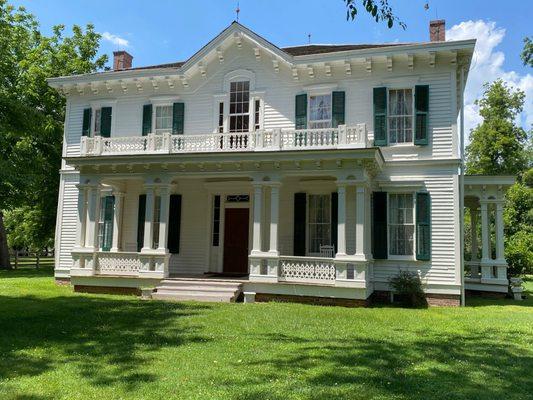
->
[388,193,415,256]
[229,81,250,133]
[155,105,173,134]
[152,196,161,248]
[308,194,331,254]
[309,94,332,129]
[388,89,413,144]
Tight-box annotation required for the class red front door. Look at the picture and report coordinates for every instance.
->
[223,208,249,275]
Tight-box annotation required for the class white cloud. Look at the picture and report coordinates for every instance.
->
[446,20,532,137]
[101,32,130,48]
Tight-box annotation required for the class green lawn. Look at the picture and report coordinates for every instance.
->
[0,266,532,400]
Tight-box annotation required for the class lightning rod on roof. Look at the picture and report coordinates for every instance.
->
[235,1,240,22]
[308,34,311,45]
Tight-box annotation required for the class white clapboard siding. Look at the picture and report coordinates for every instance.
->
[373,169,458,285]
[55,172,79,276]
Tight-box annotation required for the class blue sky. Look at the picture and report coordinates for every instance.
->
[11,0,533,132]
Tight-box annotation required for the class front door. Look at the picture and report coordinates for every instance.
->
[223,208,249,275]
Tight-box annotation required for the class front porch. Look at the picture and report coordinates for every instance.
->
[69,149,381,299]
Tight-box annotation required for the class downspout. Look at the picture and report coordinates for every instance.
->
[459,66,466,306]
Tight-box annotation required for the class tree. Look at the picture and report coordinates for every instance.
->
[0,1,107,269]
[344,0,406,29]
[521,37,533,67]
[466,79,530,176]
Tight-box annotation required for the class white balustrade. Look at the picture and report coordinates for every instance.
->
[278,256,336,283]
[96,252,142,275]
[80,124,367,156]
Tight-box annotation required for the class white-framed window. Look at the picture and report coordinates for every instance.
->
[309,94,332,129]
[308,194,331,254]
[229,81,250,133]
[93,108,102,136]
[154,105,173,134]
[152,196,161,248]
[218,102,224,133]
[388,193,415,256]
[388,88,413,144]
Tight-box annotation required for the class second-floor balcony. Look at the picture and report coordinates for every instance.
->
[80,124,368,157]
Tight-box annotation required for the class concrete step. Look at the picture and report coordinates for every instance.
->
[152,279,243,303]
[152,291,238,302]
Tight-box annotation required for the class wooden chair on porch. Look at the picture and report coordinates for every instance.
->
[319,245,335,258]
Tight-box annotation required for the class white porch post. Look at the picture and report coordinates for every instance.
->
[336,183,347,257]
[268,183,280,256]
[495,201,505,264]
[75,185,88,248]
[85,184,101,250]
[157,186,171,252]
[470,207,479,260]
[111,192,124,252]
[251,183,263,255]
[480,200,490,264]
[142,185,155,251]
[355,186,366,257]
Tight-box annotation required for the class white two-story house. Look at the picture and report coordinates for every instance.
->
[48,20,515,306]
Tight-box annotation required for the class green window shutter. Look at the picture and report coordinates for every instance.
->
[414,85,429,145]
[102,196,115,251]
[172,102,184,134]
[295,94,307,129]
[373,87,387,146]
[332,91,345,128]
[293,192,307,256]
[416,192,431,260]
[137,194,146,252]
[168,194,182,254]
[142,104,152,136]
[372,192,388,259]
[82,108,92,137]
[100,107,112,137]
[331,192,338,253]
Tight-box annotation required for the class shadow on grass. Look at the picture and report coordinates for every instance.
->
[227,331,533,400]
[0,293,212,392]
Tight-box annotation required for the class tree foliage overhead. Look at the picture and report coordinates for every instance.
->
[521,36,533,67]
[344,0,406,29]
[466,79,531,176]
[0,0,107,268]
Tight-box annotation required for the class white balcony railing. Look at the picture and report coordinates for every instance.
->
[80,124,368,156]
[279,256,336,283]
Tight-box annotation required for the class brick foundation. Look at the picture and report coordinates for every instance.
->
[425,293,461,307]
[55,278,71,286]
[254,293,367,307]
[465,289,507,299]
[369,290,392,305]
[74,285,140,296]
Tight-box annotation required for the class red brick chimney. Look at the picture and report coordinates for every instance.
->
[113,51,133,70]
[430,20,445,42]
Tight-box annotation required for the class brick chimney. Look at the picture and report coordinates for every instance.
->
[430,20,445,42]
[113,51,133,70]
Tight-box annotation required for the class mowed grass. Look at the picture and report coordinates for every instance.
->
[0,262,532,400]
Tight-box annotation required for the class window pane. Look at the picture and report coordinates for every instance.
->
[389,194,414,255]
[309,94,332,129]
[308,194,331,253]
[229,80,250,133]
[388,89,413,144]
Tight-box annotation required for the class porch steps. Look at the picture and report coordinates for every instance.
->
[152,279,243,303]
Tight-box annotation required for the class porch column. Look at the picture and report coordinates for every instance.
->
[495,201,505,264]
[111,191,124,252]
[336,183,347,257]
[268,183,280,255]
[157,186,171,252]
[251,183,263,254]
[142,185,155,251]
[480,200,490,264]
[470,207,479,260]
[75,185,88,248]
[85,184,101,250]
[355,185,367,257]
